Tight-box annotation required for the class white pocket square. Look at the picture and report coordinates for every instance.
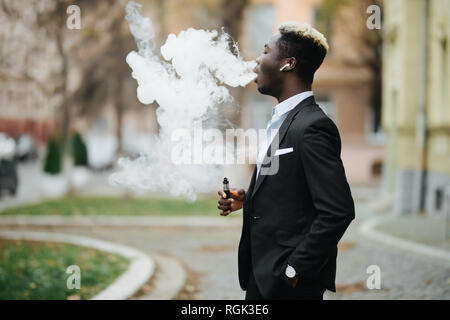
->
[274,147,293,156]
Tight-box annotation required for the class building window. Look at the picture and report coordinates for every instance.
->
[367,97,385,145]
[316,96,336,122]
[313,5,333,51]
[243,4,275,59]
[435,188,443,211]
[371,159,383,178]
[245,93,273,130]
[440,36,448,111]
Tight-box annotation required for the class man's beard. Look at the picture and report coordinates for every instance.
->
[257,83,276,97]
[257,81,271,95]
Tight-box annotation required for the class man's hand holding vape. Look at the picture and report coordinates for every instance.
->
[217,188,246,216]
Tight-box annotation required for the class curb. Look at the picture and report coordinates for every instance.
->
[138,254,187,300]
[0,230,155,300]
[358,215,450,263]
[0,215,242,228]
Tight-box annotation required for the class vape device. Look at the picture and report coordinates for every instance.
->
[223,177,231,198]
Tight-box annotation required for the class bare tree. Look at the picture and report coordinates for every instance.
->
[317,0,383,132]
[1,0,142,161]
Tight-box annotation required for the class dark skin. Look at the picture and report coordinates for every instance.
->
[218,33,310,288]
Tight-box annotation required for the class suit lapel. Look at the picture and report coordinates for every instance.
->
[244,166,257,206]
[250,96,316,199]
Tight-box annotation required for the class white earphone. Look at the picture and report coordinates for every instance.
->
[279,63,290,71]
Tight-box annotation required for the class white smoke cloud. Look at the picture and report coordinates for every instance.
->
[109,1,256,201]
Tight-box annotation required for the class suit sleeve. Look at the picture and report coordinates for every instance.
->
[287,117,355,278]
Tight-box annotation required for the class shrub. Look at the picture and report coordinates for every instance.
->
[72,132,88,167]
[43,136,62,175]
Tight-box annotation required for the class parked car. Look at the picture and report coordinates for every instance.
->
[0,133,18,196]
[0,159,18,196]
[15,134,39,162]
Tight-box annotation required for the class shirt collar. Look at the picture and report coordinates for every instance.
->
[272,91,314,119]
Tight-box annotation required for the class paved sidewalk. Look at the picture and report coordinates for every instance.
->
[1,176,449,300]
[326,202,450,299]
[373,214,450,251]
[0,224,246,299]
[2,201,449,300]
[0,163,44,211]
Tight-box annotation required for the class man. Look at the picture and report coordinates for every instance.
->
[217,22,355,300]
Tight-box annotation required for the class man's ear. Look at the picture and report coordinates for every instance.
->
[280,57,296,71]
[286,57,297,71]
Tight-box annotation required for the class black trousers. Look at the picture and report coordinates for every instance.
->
[245,271,326,300]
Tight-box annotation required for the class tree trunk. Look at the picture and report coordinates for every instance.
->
[114,81,124,156]
[55,20,70,161]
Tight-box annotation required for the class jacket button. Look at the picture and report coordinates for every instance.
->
[252,216,261,220]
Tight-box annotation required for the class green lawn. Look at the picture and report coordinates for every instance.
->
[0,239,129,300]
[0,195,223,216]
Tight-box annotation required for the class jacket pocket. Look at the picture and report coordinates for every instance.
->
[275,229,305,248]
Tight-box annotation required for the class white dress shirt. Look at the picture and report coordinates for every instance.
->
[256,91,314,177]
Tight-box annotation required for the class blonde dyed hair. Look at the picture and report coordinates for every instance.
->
[278,21,329,52]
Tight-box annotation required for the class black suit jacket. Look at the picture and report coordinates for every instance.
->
[238,96,355,299]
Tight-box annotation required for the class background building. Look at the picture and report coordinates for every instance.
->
[382,0,450,215]
[0,0,384,186]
